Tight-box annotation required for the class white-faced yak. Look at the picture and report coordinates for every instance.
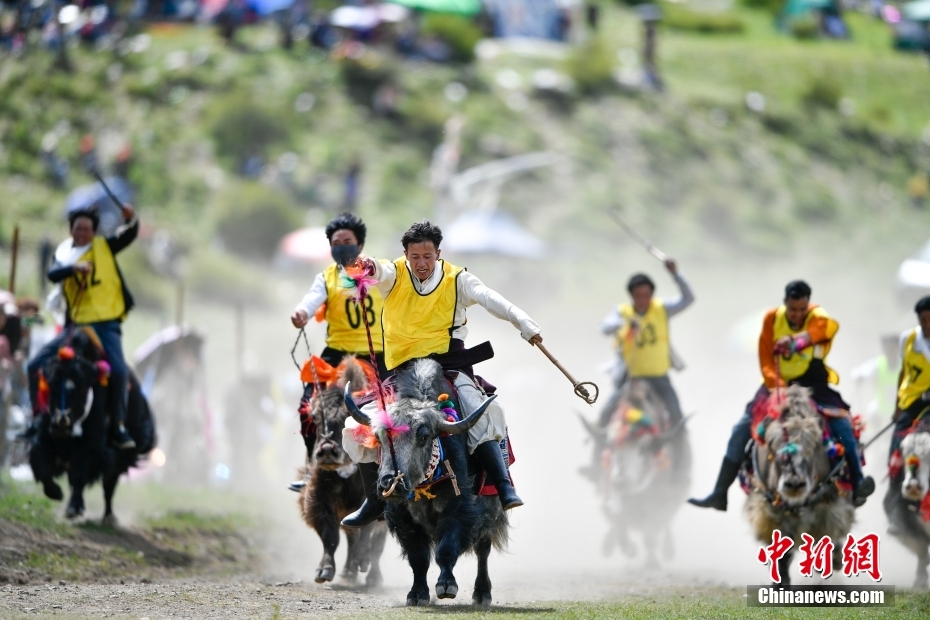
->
[744,385,854,585]
[344,359,507,607]
[885,428,930,590]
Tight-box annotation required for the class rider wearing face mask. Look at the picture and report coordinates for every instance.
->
[288,213,386,491]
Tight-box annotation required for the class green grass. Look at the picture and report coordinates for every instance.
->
[143,509,245,537]
[0,480,71,536]
[23,547,146,582]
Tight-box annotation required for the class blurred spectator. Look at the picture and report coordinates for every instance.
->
[113,143,135,179]
[344,156,361,212]
[908,171,929,209]
[39,239,54,295]
[79,134,100,174]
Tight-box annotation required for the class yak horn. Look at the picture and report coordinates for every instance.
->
[438,395,497,435]
[650,413,694,450]
[577,412,607,438]
[343,382,371,426]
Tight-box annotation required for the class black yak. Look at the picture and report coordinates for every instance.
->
[29,330,156,524]
[296,356,386,587]
[344,358,507,607]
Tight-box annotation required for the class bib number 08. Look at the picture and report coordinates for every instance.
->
[345,296,376,329]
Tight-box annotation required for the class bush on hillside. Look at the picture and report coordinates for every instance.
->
[214,183,301,259]
[337,45,397,106]
[793,182,839,222]
[740,0,783,15]
[662,5,746,34]
[564,38,615,95]
[788,14,820,39]
[801,76,842,110]
[421,14,483,62]
[208,95,290,168]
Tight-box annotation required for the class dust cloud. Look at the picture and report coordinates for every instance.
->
[107,225,924,603]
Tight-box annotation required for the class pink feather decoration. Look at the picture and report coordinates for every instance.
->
[340,264,379,304]
[372,408,410,435]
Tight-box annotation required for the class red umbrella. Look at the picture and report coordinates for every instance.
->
[278,227,332,264]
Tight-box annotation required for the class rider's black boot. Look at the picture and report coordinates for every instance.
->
[111,404,135,450]
[687,457,741,511]
[341,462,385,529]
[853,475,875,508]
[474,441,523,510]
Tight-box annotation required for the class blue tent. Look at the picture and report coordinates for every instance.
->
[64,177,133,238]
[246,0,295,16]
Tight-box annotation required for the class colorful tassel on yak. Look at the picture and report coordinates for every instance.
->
[339,263,379,305]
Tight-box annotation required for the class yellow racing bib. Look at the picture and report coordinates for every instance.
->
[772,305,839,385]
[382,259,463,370]
[898,329,930,410]
[61,237,126,324]
[322,264,384,354]
[616,299,670,377]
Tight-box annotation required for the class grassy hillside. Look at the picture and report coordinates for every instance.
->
[1,3,929,305]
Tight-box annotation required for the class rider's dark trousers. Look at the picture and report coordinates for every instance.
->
[598,374,683,427]
[28,320,129,425]
[725,384,864,485]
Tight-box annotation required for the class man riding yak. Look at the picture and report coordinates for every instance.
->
[289,213,387,492]
[689,280,875,510]
[886,295,930,535]
[581,259,693,479]
[25,205,139,450]
[338,220,543,529]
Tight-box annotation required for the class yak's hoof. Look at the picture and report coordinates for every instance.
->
[436,581,458,599]
[914,576,929,591]
[472,592,492,608]
[65,505,82,520]
[365,571,383,589]
[619,539,636,559]
[405,591,430,606]
[315,565,336,583]
[42,481,63,501]
[101,514,118,528]
[357,557,371,573]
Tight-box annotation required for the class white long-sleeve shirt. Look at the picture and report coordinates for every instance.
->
[599,271,695,335]
[371,259,540,342]
[294,272,328,318]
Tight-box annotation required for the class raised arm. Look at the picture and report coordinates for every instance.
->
[458,271,540,341]
[662,269,695,318]
[106,207,139,254]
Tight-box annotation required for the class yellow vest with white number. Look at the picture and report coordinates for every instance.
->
[616,299,670,377]
[772,305,839,384]
[382,259,463,370]
[898,329,930,410]
[322,263,384,354]
[61,237,126,324]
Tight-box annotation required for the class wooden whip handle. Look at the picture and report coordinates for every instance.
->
[535,342,599,404]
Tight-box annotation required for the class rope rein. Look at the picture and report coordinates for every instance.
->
[348,272,403,492]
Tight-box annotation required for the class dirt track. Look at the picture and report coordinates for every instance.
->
[0,579,392,619]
